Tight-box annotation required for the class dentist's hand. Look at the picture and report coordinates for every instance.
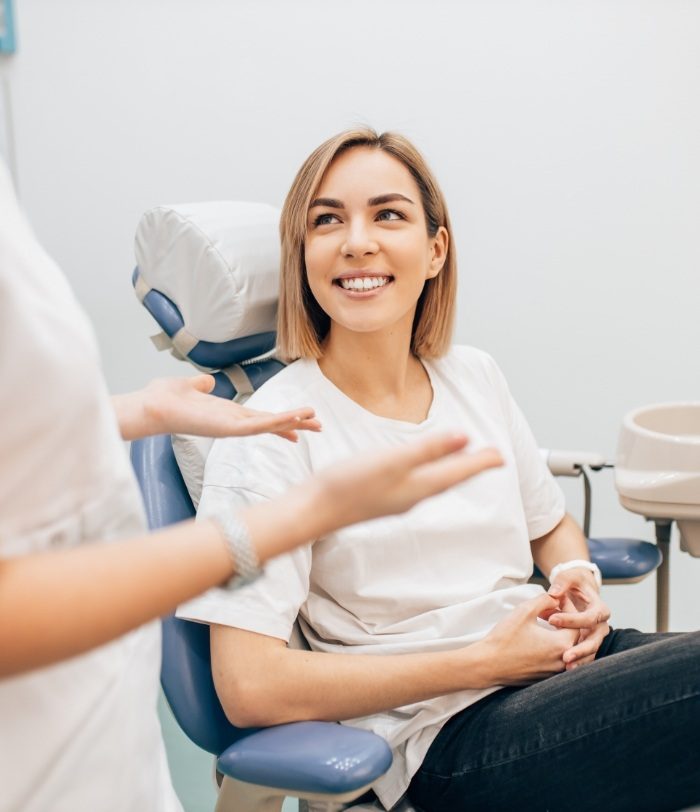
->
[241,433,503,564]
[545,568,611,670]
[113,374,322,442]
[314,433,503,533]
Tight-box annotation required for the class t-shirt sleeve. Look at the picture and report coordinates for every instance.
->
[482,352,566,539]
[176,428,313,641]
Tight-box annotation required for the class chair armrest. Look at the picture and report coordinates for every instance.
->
[541,448,608,477]
[217,721,392,795]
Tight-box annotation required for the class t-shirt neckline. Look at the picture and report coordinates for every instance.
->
[309,356,440,432]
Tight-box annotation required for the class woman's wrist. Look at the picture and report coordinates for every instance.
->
[549,559,602,590]
[440,640,499,692]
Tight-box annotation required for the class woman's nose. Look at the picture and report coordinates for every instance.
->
[341,222,379,258]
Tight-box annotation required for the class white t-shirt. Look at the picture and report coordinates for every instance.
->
[178,349,565,810]
[0,163,181,812]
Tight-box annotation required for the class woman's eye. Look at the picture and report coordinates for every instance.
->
[313,213,340,227]
[376,209,403,222]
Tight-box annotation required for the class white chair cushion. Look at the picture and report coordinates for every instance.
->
[134,201,281,343]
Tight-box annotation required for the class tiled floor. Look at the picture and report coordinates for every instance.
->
[159,693,298,812]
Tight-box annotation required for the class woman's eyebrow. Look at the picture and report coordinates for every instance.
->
[367,193,415,207]
[309,197,344,209]
[309,193,415,210]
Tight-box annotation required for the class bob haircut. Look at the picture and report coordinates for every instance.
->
[277,128,457,361]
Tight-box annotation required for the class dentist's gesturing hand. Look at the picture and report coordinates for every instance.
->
[238,433,503,569]
[112,374,322,442]
[315,433,503,532]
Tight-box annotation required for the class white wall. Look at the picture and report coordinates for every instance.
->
[4,0,699,630]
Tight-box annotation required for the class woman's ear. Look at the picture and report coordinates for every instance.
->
[427,227,449,279]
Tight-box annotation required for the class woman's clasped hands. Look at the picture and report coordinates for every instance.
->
[476,569,611,688]
[545,568,612,670]
[477,593,579,687]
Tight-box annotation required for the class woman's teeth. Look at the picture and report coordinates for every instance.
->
[338,276,390,291]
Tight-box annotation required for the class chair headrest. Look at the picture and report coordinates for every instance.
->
[133,201,281,368]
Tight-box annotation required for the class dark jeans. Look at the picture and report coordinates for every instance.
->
[408,629,700,812]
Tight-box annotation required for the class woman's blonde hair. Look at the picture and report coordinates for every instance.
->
[277,128,456,361]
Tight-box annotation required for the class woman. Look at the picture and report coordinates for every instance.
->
[179,130,700,812]
[0,157,499,812]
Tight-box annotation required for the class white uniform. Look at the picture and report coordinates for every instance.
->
[0,163,181,812]
[179,349,565,810]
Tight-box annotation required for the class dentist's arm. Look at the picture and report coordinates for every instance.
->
[0,434,500,678]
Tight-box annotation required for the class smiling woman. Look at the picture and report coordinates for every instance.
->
[304,149,448,357]
[176,129,700,812]
[278,130,456,364]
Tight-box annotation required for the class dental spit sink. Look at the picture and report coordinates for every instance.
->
[616,403,700,555]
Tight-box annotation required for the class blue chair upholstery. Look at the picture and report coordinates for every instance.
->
[587,537,661,583]
[532,537,661,585]
[132,267,277,369]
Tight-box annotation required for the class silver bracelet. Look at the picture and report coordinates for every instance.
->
[215,515,262,589]
[549,559,602,588]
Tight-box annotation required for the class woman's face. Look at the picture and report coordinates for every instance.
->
[304,147,448,340]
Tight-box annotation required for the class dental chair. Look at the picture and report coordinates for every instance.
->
[130,201,662,812]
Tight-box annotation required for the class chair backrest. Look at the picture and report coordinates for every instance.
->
[131,434,256,754]
[131,201,287,754]
[133,200,281,373]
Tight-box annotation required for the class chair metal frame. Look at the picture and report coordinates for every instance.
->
[543,449,665,628]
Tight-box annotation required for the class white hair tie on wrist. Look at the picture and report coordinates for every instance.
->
[549,559,602,588]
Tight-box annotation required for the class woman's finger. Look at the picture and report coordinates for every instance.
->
[563,624,609,665]
[548,604,610,629]
[565,653,597,670]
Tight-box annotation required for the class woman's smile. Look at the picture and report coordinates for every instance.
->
[333,272,395,296]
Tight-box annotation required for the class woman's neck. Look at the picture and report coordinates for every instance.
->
[318,322,433,423]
